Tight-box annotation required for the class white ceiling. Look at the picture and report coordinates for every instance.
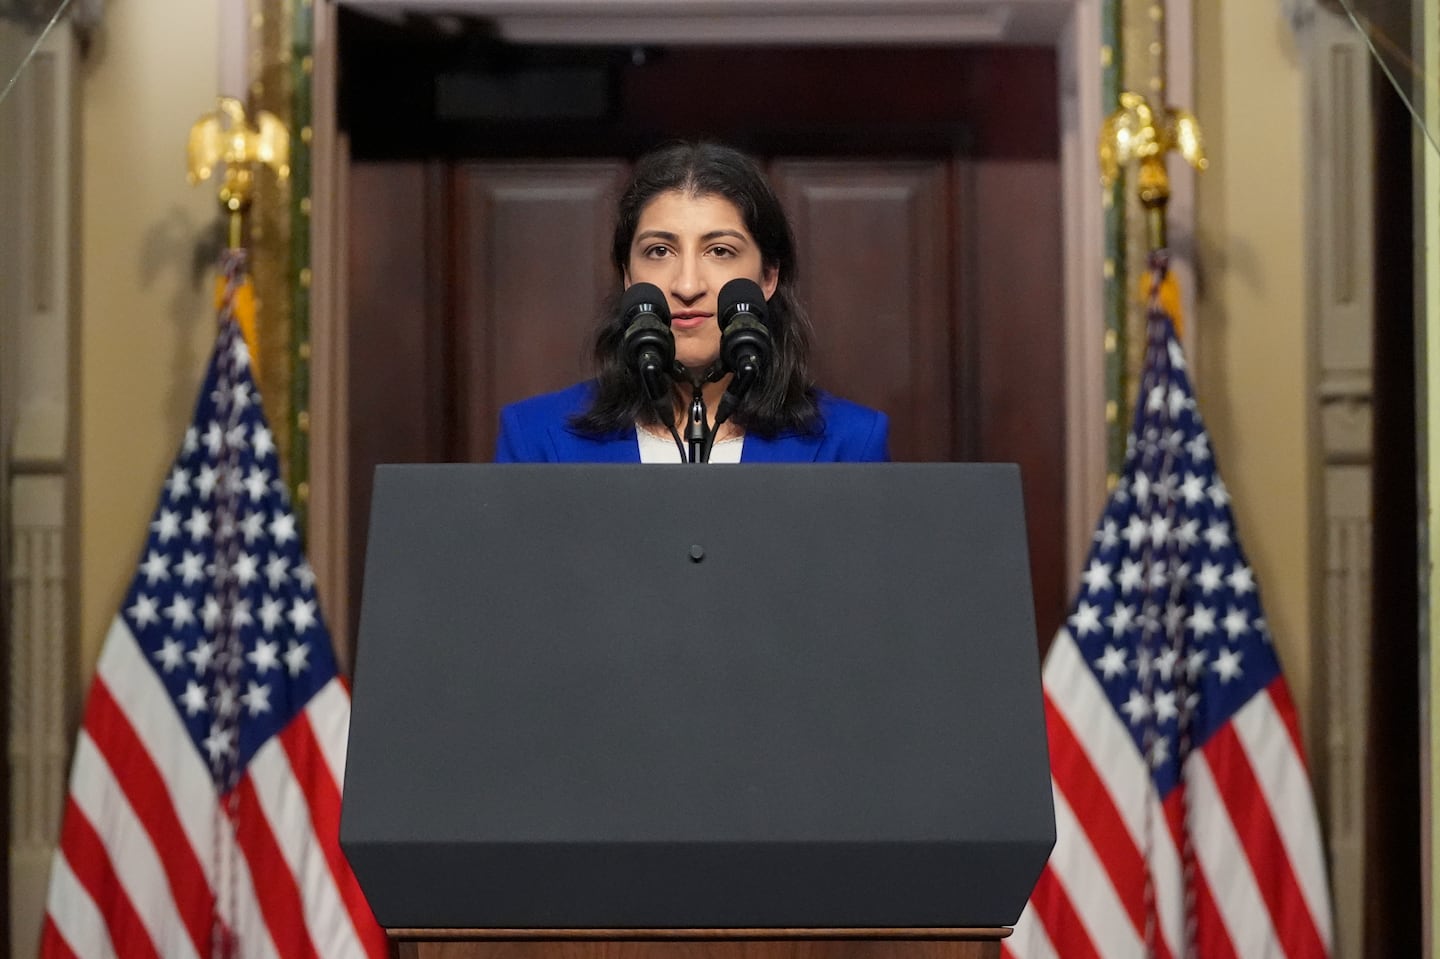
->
[333,0,1077,46]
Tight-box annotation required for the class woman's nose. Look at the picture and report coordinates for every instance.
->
[670,256,705,303]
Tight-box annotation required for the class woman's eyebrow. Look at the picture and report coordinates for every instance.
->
[632,229,750,245]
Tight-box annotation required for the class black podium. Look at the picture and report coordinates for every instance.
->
[341,464,1054,959]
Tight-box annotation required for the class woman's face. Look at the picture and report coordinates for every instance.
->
[624,189,779,372]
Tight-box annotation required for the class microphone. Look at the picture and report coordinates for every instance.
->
[619,282,686,460]
[702,278,774,463]
[619,282,675,380]
[717,278,773,384]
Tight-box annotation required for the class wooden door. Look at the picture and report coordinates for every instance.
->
[347,153,1065,655]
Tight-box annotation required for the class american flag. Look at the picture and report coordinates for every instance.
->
[40,251,388,959]
[1005,254,1334,959]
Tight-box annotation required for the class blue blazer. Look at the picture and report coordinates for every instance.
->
[495,381,890,463]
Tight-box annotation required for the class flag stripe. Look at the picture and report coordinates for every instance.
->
[65,734,203,959]
[97,626,277,952]
[95,619,219,882]
[304,679,351,794]
[1042,633,1186,952]
[1044,633,1153,838]
[214,819,284,959]
[1044,785,1144,957]
[1044,694,1168,954]
[1025,866,1104,959]
[232,775,323,959]
[1265,674,1308,768]
[1204,721,1329,958]
[1186,750,1285,957]
[1236,683,1334,946]
[280,708,390,959]
[39,916,87,959]
[1003,900,1062,959]
[1189,862,1241,959]
[57,797,163,959]
[250,731,368,959]
[42,855,118,959]
[83,679,214,954]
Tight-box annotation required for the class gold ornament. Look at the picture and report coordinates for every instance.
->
[1098,91,1207,248]
[187,97,291,247]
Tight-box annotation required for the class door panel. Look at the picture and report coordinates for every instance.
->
[769,161,952,463]
[454,163,631,459]
[959,159,1067,645]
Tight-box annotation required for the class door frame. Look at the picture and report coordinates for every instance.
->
[307,0,1182,652]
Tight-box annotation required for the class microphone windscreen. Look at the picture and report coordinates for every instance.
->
[717,278,768,330]
[620,282,671,324]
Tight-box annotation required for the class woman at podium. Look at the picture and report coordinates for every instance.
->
[493,142,890,464]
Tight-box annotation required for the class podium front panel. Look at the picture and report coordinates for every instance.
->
[342,463,1054,928]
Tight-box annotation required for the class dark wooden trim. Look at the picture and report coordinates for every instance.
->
[1363,52,1421,959]
[391,928,1010,940]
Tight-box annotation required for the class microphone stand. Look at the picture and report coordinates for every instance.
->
[678,363,725,463]
[686,381,708,464]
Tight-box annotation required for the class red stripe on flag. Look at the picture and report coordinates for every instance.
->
[1189,859,1241,959]
[1044,693,1173,959]
[279,714,390,959]
[1026,867,1104,959]
[57,797,162,959]
[1204,724,1328,959]
[230,776,321,959]
[1265,678,1312,770]
[39,916,82,959]
[84,678,214,956]
[1161,786,1244,959]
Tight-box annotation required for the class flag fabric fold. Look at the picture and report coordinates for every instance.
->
[40,250,388,959]
[1005,253,1334,959]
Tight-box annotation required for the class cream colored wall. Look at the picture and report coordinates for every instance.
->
[1193,3,1317,740]
[78,1,220,679]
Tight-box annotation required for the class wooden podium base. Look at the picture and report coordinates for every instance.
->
[393,929,1008,959]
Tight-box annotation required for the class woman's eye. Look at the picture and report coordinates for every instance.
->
[708,246,736,258]
[645,245,671,258]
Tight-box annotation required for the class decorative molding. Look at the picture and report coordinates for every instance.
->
[1306,9,1374,959]
[7,478,68,959]
[1,23,76,959]
[308,0,352,663]
[1060,0,1109,575]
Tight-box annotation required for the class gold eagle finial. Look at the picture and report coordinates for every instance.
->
[1099,91,1207,248]
[188,97,291,247]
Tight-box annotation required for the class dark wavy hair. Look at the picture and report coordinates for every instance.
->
[570,142,821,438]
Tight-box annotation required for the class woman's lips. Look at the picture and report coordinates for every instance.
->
[670,312,711,331]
